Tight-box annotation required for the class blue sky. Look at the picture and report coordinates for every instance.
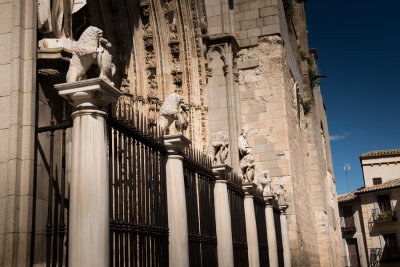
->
[305,1,400,195]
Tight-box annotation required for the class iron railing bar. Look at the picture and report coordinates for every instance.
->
[36,122,73,133]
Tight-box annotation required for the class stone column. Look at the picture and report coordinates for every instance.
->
[212,164,235,267]
[164,134,191,267]
[243,184,260,267]
[55,78,121,267]
[279,204,291,267]
[265,194,278,267]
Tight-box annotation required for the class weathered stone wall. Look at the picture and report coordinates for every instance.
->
[232,1,343,266]
[0,0,36,266]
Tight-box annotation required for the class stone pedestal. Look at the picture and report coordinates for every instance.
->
[279,204,291,267]
[243,183,260,267]
[55,78,121,267]
[164,134,191,267]
[264,194,279,267]
[212,165,234,267]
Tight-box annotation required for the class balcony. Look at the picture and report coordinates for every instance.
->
[370,208,397,223]
[340,217,356,234]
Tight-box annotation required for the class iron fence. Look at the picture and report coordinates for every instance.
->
[183,147,218,267]
[274,208,284,267]
[108,104,168,267]
[254,192,269,267]
[31,81,72,267]
[227,172,249,267]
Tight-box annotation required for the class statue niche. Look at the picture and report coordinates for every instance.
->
[66,26,116,86]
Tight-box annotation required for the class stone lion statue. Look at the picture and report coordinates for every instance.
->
[157,93,185,135]
[66,26,116,85]
[208,132,229,165]
[175,103,189,134]
[273,184,286,204]
[257,170,272,196]
[240,154,255,183]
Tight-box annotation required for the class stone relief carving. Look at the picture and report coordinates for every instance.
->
[273,184,287,204]
[146,50,156,67]
[66,26,115,86]
[116,78,135,119]
[164,0,174,13]
[257,170,272,195]
[168,18,178,41]
[208,132,229,165]
[157,93,187,135]
[240,155,255,183]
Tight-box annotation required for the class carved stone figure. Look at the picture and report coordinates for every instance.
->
[66,26,116,86]
[116,79,134,120]
[175,103,189,134]
[273,184,287,204]
[257,170,272,195]
[157,93,185,135]
[240,154,255,183]
[209,132,229,165]
[238,124,252,159]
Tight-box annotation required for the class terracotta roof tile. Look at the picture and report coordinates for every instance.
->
[355,178,400,194]
[360,149,400,159]
[337,192,357,203]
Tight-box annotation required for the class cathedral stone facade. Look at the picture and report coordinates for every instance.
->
[0,0,342,266]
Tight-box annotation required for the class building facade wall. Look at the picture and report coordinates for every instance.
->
[339,200,369,267]
[361,156,400,187]
[0,0,343,266]
[0,0,36,266]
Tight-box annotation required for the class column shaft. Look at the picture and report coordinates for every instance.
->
[214,180,235,267]
[69,110,109,267]
[166,154,190,267]
[280,210,291,267]
[265,205,279,267]
[244,195,260,267]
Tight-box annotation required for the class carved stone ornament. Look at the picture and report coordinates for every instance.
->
[240,154,255,183]
[66,26,116,86]
[157,93,187,135]
[164,0,174,13]
[273,184,287,204]
[116,79,135,120]
[208,132,229,165]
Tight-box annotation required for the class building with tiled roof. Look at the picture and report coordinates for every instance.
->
[338,150,400,267]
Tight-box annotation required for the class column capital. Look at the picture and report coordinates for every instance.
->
[264,194,276,206]
[279,204,289,214]
[242,182,257,194]
[164,134,191,154]
[55,78,121,109]
[212,164,233,180]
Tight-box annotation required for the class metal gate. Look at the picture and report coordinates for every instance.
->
[227,172,249,267]
[254,194,269,267]
[183,148,218,267]
[108,105,169,267]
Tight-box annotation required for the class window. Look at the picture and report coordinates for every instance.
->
[377,194,391,212]
[381,233,400,260]
[373,178,382,185]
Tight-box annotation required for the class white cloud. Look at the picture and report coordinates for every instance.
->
[330,132,351,141]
